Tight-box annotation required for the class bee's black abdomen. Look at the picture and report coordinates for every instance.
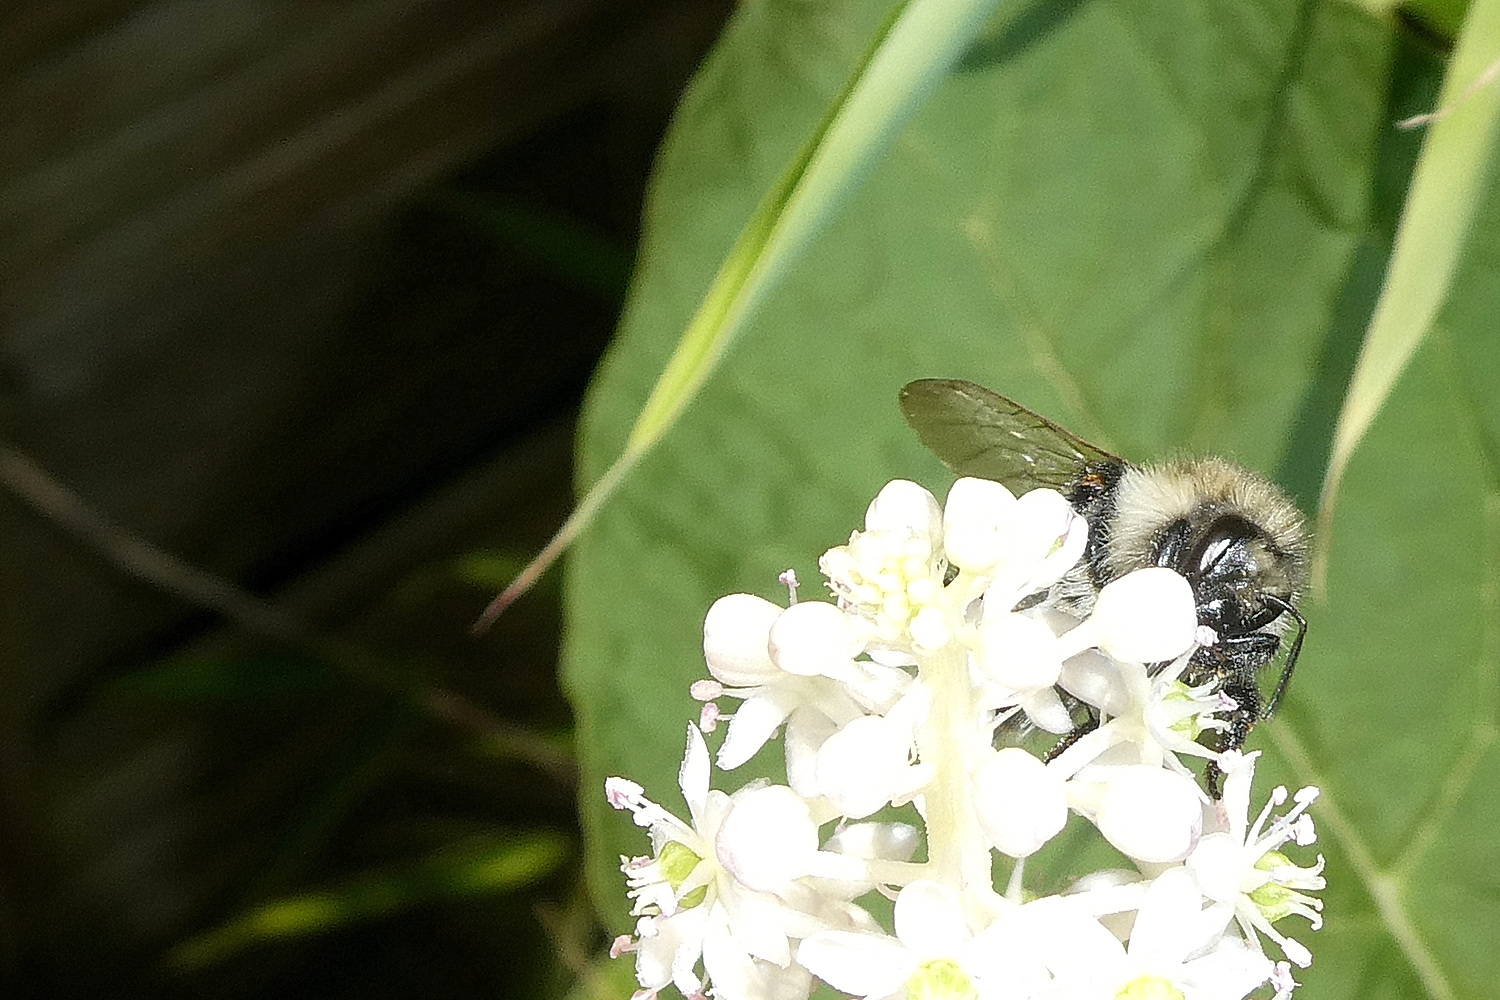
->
[1065,460,1127,588]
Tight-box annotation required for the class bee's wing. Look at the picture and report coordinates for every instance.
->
[898,379,1121,492]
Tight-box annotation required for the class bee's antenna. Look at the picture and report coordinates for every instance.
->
[1260,594,1306,719]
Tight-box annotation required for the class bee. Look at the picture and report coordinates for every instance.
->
[899,379,1307,795]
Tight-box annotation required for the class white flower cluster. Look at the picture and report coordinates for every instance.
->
[607,479,1324,1000]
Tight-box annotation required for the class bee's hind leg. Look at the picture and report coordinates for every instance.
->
[1044,713,1100,763]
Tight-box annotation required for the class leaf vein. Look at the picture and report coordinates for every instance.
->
[960,206,1111,450]
[1268,720,1458,1000]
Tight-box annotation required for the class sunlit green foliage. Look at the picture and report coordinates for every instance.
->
[565,2,1500,999]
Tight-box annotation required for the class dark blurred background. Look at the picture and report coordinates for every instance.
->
[0,1,734,995]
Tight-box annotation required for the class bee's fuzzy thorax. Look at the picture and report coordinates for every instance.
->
[1105,457,1308,592]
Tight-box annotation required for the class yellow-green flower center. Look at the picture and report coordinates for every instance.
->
[1249,849,1294,918]
[1162,682,1205,740]
[906,959,978,1000]
[658,841,707,908]
[1116,974,1185,1000]
[821,530,944,642]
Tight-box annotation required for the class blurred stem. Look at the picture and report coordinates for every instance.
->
[0,444,575,785]
[476,0,1004,627]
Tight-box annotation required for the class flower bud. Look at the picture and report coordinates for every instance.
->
[1090,569,1198,662]
[1007,489,1088,588]
[978,613,1063,692]
[769,600,861,676]
[942,477,1015,572]
[716,785,818,893]
[865,479,943,543]
[703,593,782,686]
[816,715,921,819]
[973,748,1067,857]
[1054,568,1197,663]
[1092,765,1202,863]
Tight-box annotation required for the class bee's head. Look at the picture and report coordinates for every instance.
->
[1155,512,1297,638]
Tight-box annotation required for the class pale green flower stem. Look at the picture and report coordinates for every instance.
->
[916,641,992,894]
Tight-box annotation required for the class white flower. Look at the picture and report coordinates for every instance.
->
[820,480,951,651]
[1070,764,1205,865]
[798,881,1053,1000]
[607,726,852,998]
[1051,649,1231,779]
[813,687,934,819]
[973,610,1074,735]
[942,477,1017,574]
[981,487,1089,603]
[1186,751,1325,967]
[819,480,1084,659]
[611,476,1328,1000]
[703,594,909,771]
[1042,868,1275,1000]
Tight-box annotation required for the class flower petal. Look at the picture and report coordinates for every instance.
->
[1185,832,1243,905]
[1020,685,1075,735]
[978,613,1063,691]
[653,905,709,996]
[679,724,712,824]
[1215,749,1258,843]
[718,887,794,967]
[1091,765,1203,864]
[785,707,839,798]
[1007,489,1087,589]
[701,905,765,1000]
[1128,867,1211,966]
[961,904,1055,999]
[893,880,968,959]
[717,690,796,770]
[1057,647,1130,717]
[704,593,783,686]
[1179,935,1275,999]
[798,930,914,998]
[942,477,1016,573]
[816,715,919,819]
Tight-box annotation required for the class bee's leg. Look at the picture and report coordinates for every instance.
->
[1044,714,1099,763]
[1205,761,1226,799]
[1205,671,1262,798]
[1261,598,1307,720]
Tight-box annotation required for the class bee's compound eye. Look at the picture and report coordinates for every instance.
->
[1186,514,1287,633]
[1189,514,1259,575]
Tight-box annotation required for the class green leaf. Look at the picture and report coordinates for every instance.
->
[1317,0,1500,574]
[1403,0,1471,39]
[566,0,1500,995]
[168,831,569,970]
[1264,328,1498,1000]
